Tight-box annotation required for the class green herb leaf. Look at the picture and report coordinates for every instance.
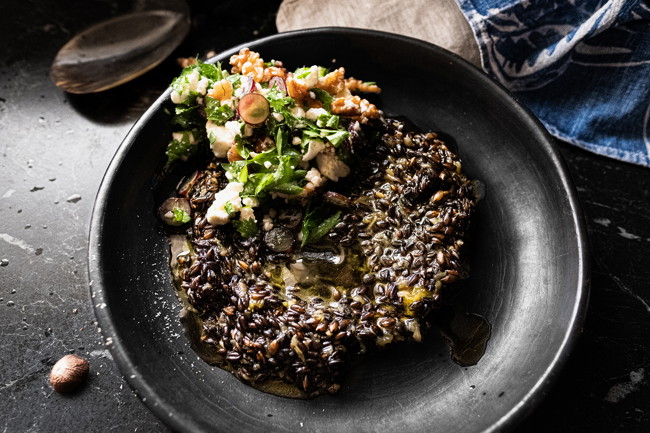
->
[172,104,202,130]
[232,217,258,238]
[225,73,242,90]
[196,60,224,82]
[322,129,349,147]
[310,88,333,112]
[205,98,235,125]
[266,87,294,112]
[294,67,312,79]
[166,131,199,164]
[170,60,225,105]
[300,206,341,246]
[235,137,251,160]
[316,113,340,129]
[172,207,191,224]
[269,183,303,195]
[275,126,286,156]
[224,201,236,216]
[255,172,276,195]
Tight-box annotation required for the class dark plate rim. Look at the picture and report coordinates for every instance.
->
[88,26,590,433]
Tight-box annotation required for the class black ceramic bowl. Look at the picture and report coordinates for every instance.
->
[89,28,589,432]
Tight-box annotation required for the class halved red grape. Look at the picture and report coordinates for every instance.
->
[238,93,270,126]
[159,197,192,226]
[268,76,287,96]
[176,170,200,196]
[239,75,256,95]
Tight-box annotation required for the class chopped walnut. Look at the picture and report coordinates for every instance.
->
[230,48,265,82]
[345,77,381,93]
[305,99,323,109]
[227,145,243,162]
[208,79,233,101]
[331,95,380,123]
[316,67,346,95]
[286,75,309,101]
[230,49,288,83]
[262,66,288,82]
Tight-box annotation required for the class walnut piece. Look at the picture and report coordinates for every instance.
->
[345,77,381,93]
[331,95,380,123]
[316,67,346,95]
[230,48,265,82]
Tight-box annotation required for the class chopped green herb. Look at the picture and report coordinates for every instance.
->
[205,98,234,125]
[294,67,312,79]
[225,72,241,88]
[224,201,236,216]
[266,87,294,112]
[232,217,258,238]
[301,206,341,246]
[171,207,191,224]
[322,129,349,147]
[196,60,224,82]
[166,131,199,164]
[235,137,251,160]
[310,88,333,112]
[316,113,340,129]
[172,104,202,130]
[270,183,303,195]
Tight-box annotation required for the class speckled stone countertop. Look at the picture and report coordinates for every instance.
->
[1,1,648,432]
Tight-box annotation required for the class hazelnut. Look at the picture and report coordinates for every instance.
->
[50,354,89,393]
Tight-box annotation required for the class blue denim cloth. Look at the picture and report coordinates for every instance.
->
[456,0,650,166]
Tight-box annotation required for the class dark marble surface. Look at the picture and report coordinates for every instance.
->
[1,1,648,432]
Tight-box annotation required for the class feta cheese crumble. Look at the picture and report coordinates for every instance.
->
[316,150,350,182]
[206,182,244,225]
[302,139,326,161]
[206,120,241,157]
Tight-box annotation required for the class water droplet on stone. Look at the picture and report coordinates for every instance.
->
[0,259,9,267]
[35,248,43,256]
[30,186,45,192]
[7,301,15,307]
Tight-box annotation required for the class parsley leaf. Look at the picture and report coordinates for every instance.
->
[300,206,341,246]
[310,88,333,112]
[205,98,234,125]
[266,87,294,112]
[316,113,340,129]
[166,131,199,164]
[224,201,236,216]
[172,207,191,224]
[171,104,202,130]
[232,217,258,238]
[196,60,224,82]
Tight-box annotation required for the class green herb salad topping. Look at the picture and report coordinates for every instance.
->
[165,48,382,242]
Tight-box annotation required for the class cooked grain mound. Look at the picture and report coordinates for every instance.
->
[177,118,476,397]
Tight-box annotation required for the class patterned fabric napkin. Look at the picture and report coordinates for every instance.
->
[277,0,650,166]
